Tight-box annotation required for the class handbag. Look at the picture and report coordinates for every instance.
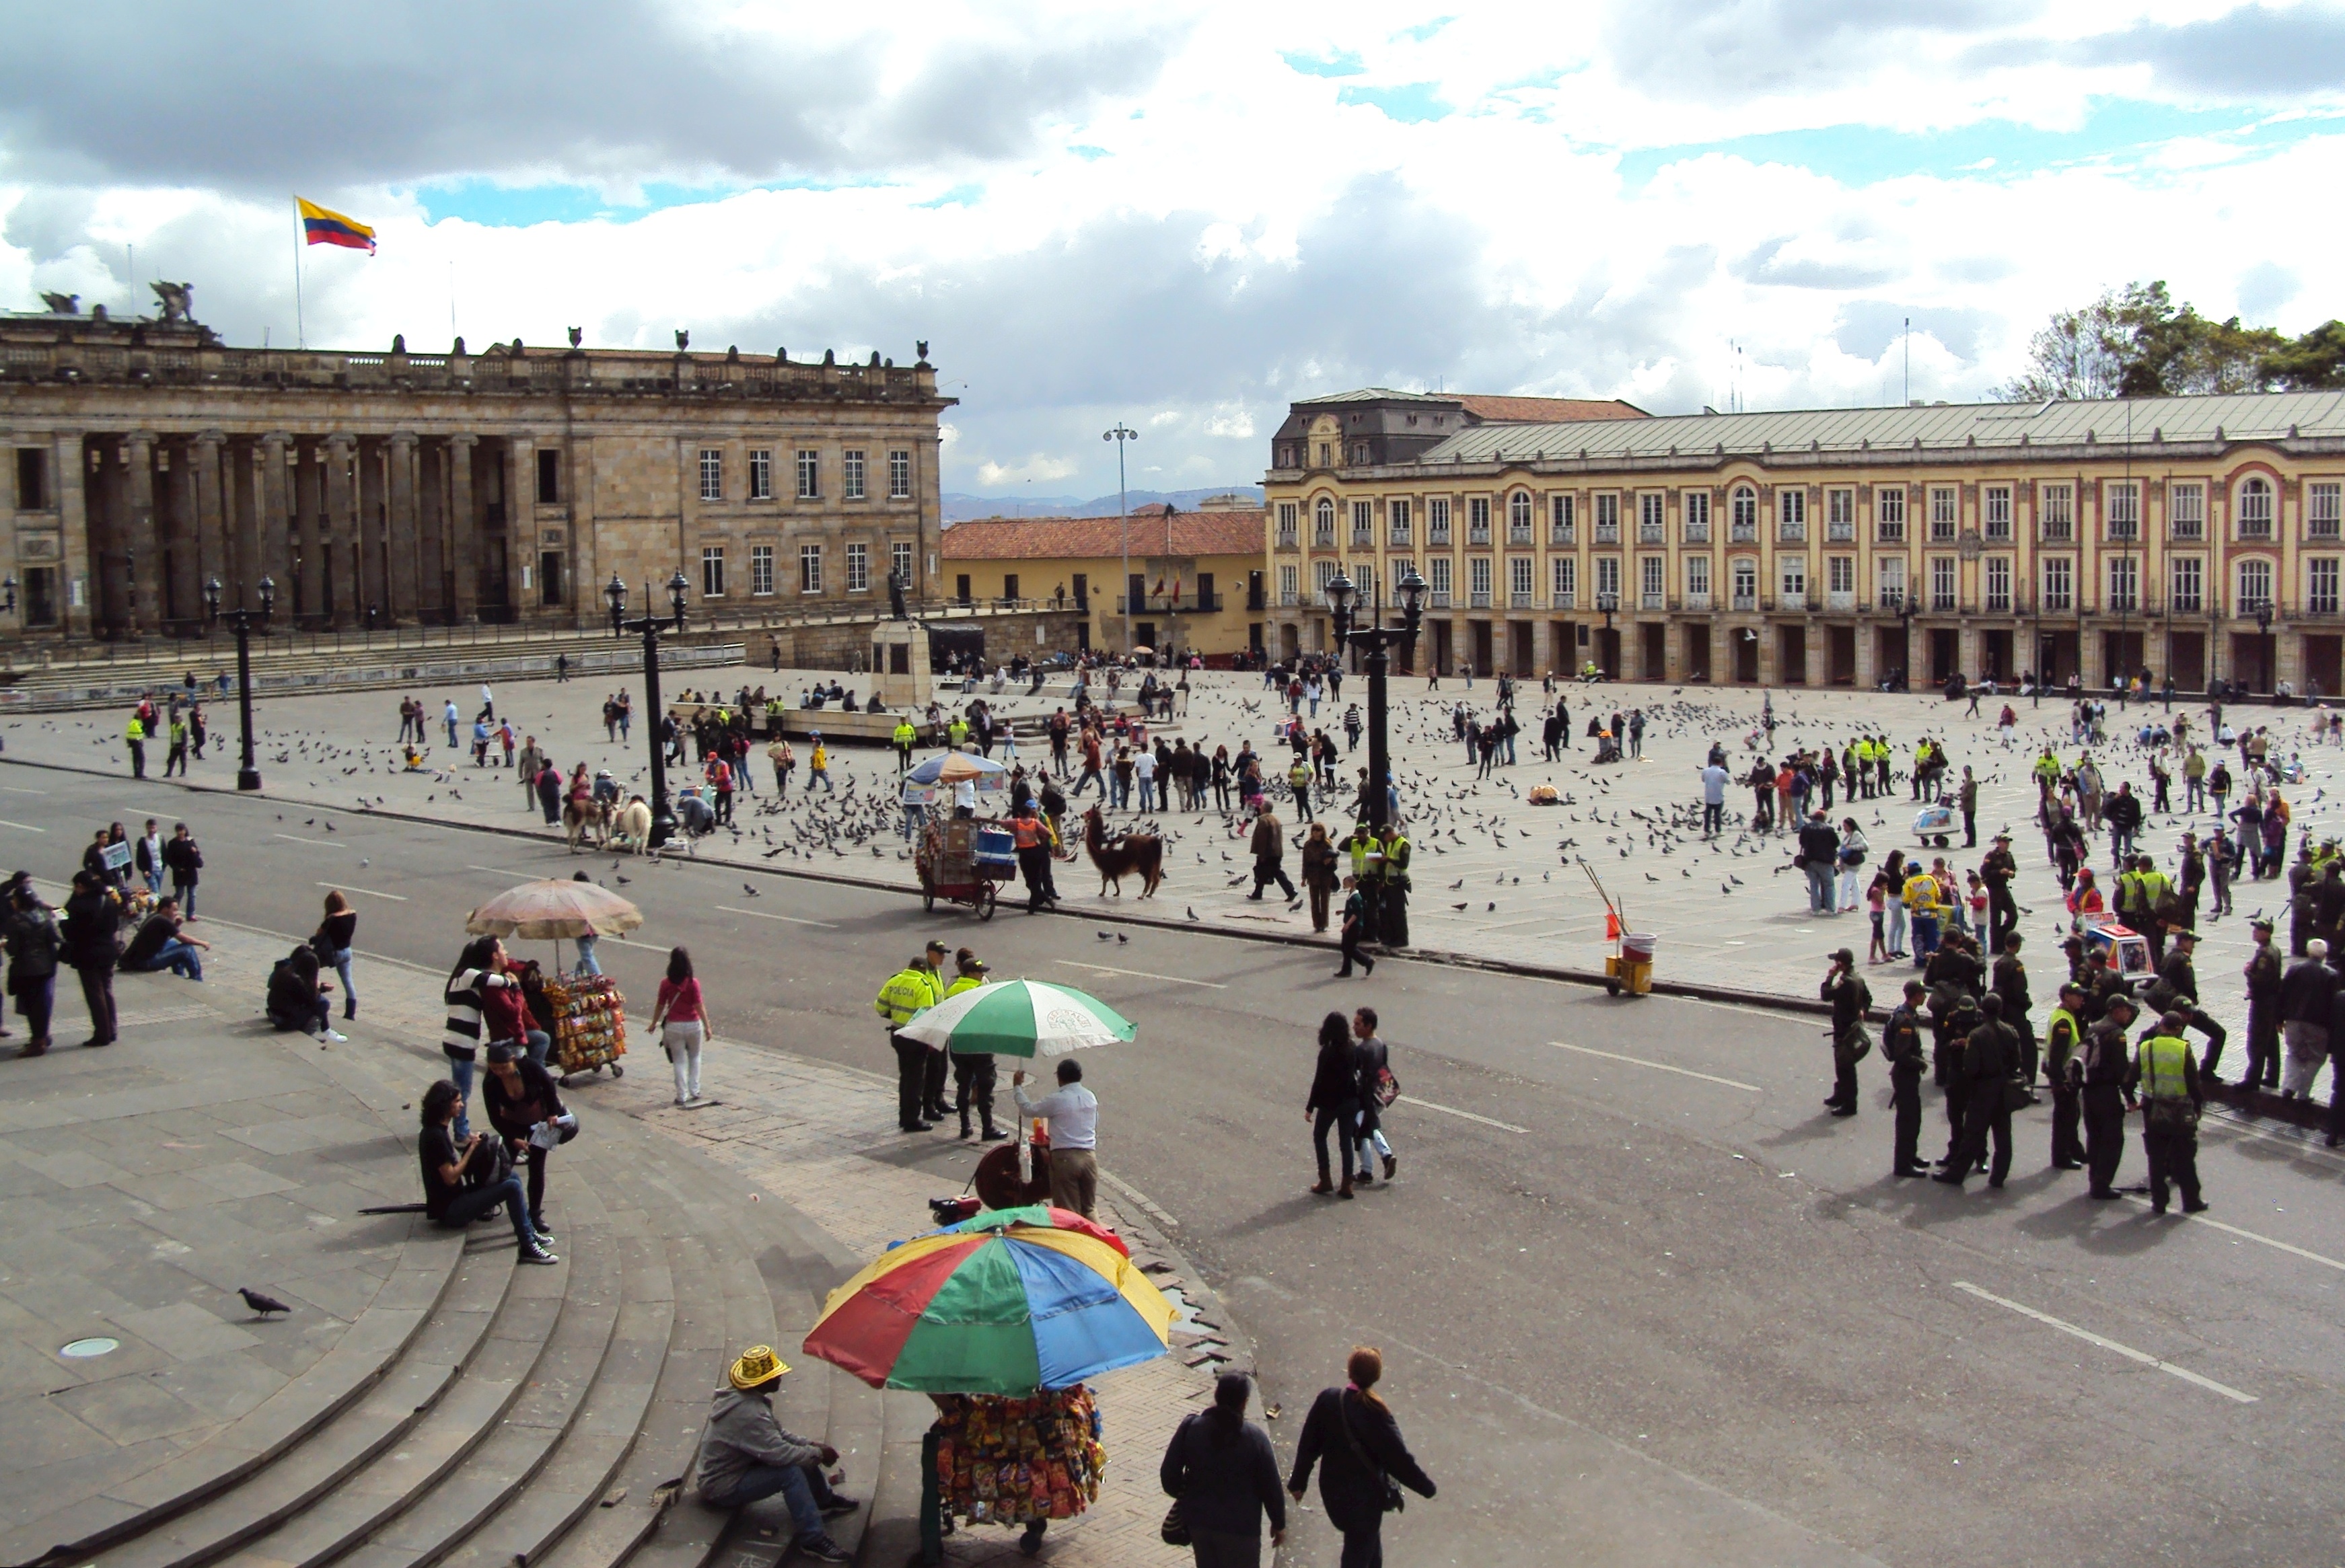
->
[1337,1391,1404,1514]
[2001,1076,2034,1113]
[1836,1024,1872,1064]
[1159,1500,1190,1547]
[1369,1063,1400,1109]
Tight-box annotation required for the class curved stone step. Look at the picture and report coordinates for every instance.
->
[83,1240,521,1568]
[3,1224,468,1568]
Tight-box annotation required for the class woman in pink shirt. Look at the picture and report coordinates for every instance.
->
[650,946,714,1105]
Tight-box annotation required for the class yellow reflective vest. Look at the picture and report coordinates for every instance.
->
[894,720,917,749]
[943,974,986,1002]
[2137,1033,2195,1100]
[874,965,940,1026]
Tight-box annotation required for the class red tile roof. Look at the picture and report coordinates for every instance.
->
[1457,395,1647,423]
[941,511,1267,560]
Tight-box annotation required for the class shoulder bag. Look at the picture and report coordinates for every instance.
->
[1338,1391,1404,1514]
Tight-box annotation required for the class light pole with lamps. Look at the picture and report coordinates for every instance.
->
[1595,591,1618,679]
[1324,565,1427,835]
[606,570,690,848]
[203,574,275,792]
[1103,423,1137,655]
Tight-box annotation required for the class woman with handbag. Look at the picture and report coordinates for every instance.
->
[1159,1372,1285,1567]
[1350,1006,1398,1183]
[1286,1347,1436,1568]
[651,946,713,1106]
[315,889,358,1020]
[481,1039,575,1242]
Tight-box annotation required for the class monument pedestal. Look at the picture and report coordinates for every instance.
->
[870,620,933,710]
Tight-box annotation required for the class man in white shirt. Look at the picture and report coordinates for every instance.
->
[1132,748,1157,813]
[1699,761,1731,839]
[1013,1060,1098,1218]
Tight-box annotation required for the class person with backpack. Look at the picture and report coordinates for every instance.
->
[1350,1006,1398,1183]
[5,881,63,1055]
[1287,1346,1436,1568]
[1159,1372,1286,1568]
[1821,948,1870,1115]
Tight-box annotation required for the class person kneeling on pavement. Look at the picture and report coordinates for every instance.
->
[695,1346,858,1563]
[266,943,347,1043]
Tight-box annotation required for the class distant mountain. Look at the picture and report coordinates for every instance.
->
[942,485,1264,523]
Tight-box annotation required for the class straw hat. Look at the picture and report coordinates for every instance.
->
[729,1345,789,1389]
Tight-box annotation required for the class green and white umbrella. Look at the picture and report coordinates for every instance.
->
[897,979,1137,1058]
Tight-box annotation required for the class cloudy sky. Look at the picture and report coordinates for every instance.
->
[4,1,2342,497]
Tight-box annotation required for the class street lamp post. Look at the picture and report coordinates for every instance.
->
[606,570,691,848]
[203,574,275,792]
[1326,566,1427,834]
[1103,423,1138,655]
[2256,599,2275,698]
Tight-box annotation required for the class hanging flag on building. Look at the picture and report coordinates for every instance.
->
[297,197,376,254]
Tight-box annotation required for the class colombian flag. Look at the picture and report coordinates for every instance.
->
[297,197,375,254]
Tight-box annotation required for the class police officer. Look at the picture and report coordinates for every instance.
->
[2044,982,2087,1171]
[1934,990,1981,1170]
[2150,927,2228,1076]
[1884,979,1931,1177]
[944,951,1007,1142]
[1990,932,2035,1092]
[1982,831,2020,954]
[2081,994,2140,1199]
[873,944,946,1133]
[1339,821,1382,943]
[1821,948,1869,1116]
[1935,994,2019,1188]
[2241,914,2284,1090]
[2135,1010,2208,1214]
[916,939,956,1121]
[892,715,917,774]
[1377,819,1412,948]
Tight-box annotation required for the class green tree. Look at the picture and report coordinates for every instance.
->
[2000,280,2309,400]
[2262,320,2345,389]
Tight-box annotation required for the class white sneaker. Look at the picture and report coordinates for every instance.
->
[322,1029,349,1043]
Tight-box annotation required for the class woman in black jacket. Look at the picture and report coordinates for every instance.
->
[1159,1372,1285,1567]
[5,883,63,1055]
[60,870,118,1047]
[480,1040,573,1242]
[1286,1347,1436,1568]
[1305,1012,1361,1198]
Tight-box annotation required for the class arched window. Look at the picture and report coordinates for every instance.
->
[1731,486,1758,539]
[2238,476,2274,539]
[1508,490,1533,533]
[1313,496,1336,545]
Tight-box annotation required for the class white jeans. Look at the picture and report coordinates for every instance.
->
[663,1020,705,1101]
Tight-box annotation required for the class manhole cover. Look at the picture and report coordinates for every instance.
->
[60,1337,119,1359]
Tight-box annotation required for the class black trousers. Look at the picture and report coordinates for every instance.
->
[922,1045,951,1118]
[2015,1024,2040,1088]
[1830,1043,1859,1108]
[952,1053,997,1133]
[1381,885,1409,947]
[891,1031,928,1128]
[2142,1115,2201,1209]
[75,963,116,1043]
[1337,924,1375,976]
[2244,1002,2282,1088]
[2179,1007,2228,1078]
[2083,1084,2128,1193]
[1252,862,1296,899]
[1891,1066,1924,1171]
[2050,1082,2083,1166]
[1988,890,2019,954]
[2328,1045,2345,1144]
[1019,846,1053,911]
[1313,1100,1359,1183]
[1940,1076,1971,1167]
[1950,1091,2014,1185]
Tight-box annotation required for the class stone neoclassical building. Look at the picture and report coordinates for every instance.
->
[1264,386,2345,694]
[0,295,952,641]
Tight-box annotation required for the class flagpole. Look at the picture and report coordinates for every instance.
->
[291,196,305,348]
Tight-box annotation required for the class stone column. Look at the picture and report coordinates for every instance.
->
[259,434,292,599]
[503,434,530,618]
[194,432,225,613]
[326,435,357,625]
[388,433,419,621]
[54,431,91,639]
[449,435,478,621]
[355,437,385,624]
[126,433,158,633]
[419,440,447,620]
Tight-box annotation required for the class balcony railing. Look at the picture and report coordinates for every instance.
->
[1877,526,1906,544]
[1509,527,1534,546]
[1826,590,1856,611]
[1427,591,1452,609]
[1729,525,1757,544]
[2239,519,2274,540]
[1469,591,1492,608]
[1640,592,1665,610]
[1468,528,1492,546]
[1511,590,1538,608]
[1275,531,1297,549]
[1549,529,1575,546]
[1985,595,2011,613]
[1594,524,1621,544]
[1731,593,1758,611]
[1684,592,1712,612]
[1683,526,1710,545]
[1778,526,1807,544]
[1117,593,1223,613]
[1552,591,1577,610]
[1278,589,1299,606]
[1931,593,1957,611]
[1638,525,1665,544]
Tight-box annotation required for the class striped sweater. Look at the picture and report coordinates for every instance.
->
[443,966,487,1062]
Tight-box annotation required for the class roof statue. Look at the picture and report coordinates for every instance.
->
[150,281,194,324]
[38,291,79,316]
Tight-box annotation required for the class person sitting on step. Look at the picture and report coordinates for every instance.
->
[695,1346,859,1563]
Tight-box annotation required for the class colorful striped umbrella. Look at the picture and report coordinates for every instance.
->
[895,979,1135,1058]
[802,1206,1174,1393]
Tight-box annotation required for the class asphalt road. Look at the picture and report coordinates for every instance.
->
[11,761,2344,1568]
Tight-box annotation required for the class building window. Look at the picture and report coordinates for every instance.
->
[2106,481,2139,541]
[1930,556,1956,611]
[1313,497,1336,547]
[536,449,561,504]
[1878,556,1906,607]
[1389,498,1412,546]
[799,544,824,593]
[1595,556,1622,602]
[1594,492,1620,544]
[1638,554,1664,605]
[1730,558,1757,607]
[1826,487,1854,542]
[700,545,725,597]
[1468,496,1492,545]
[698,448,723,502]
[1426,556,1450,604]
[1550,493,1575,544]
[2040,484,2073,542]
[14,448,47,510]
[1638,492,1665,544]
[842,450,866,500]
[1314,559,1338,595]
[745,448,774,501]
[796,449,820,499]
[1511,555,1535,604]
[750,544,774,595]
[892,540,914,589]
[1682,490,1709,544]
[1316,442,1331,467]
[1278,443,1296,469]
[1875,486,1906,542]
[1350,441,1369,465]
[1780,556,1807,601]
[1509,490,1534,542]
[846,542,869,592]
[1276,502,1298,547]
[2239,556,2273,609]
[1351,500,1373,547]
[1828,554,1855,595]
[1685,555,1710,603]
[2041,556,2072,611]
[1928,486,1957,541]
[2107,555,2138,611]
[2310,481,2342,540]
[2171,556,2202,613]
[1469,556,1492,605]
[1729,486,1756,542]
[1983,486,2011,541]
[1778,488,1806,542]
[1279,562,1299,604]
[2238,477,2274,539]
[1428,497,1451,546]
[1984,556,2011,611]
[1551,556,1576,607]
[888,449,911,500]
[2310,558,2340,615]
[2170,482,2205,539]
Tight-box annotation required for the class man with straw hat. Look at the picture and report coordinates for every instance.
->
[695,1345,857,1561]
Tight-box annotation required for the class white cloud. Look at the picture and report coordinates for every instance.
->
[5,1,2342,497]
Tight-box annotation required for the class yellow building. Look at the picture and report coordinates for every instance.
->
[1264,387,2345,695]
[939,508,1268,658]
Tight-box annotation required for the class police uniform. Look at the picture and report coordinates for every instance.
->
[2043,997,2087,1170]
[1936,997,2018,1187]
[2134,1027,2208,1213]
[873,956,944,1131]
[1378,825,1411,947]
[1990,947,2035,1088]
[1883,991,1930,1175]
[2080,1008,2138,1198]
[944,969,1005,1141]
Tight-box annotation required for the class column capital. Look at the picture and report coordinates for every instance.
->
[388,430,419,450]
[449,433,479,450]
[261,431,292,449]
[127,430,157,449]
[325,433,356,454]
[198,429,226,449]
